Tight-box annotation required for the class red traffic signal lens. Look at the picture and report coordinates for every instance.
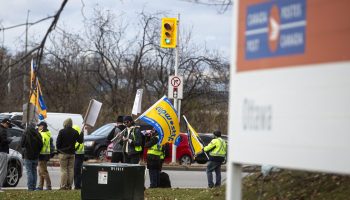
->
[164,23,172,31]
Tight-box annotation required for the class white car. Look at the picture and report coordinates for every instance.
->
[2,149,23,187]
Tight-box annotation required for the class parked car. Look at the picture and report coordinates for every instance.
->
[160,133,193,165]
[2,149,23,187]
[7,127,25,154]
[106,132,194,165]
[85,123,153,160]
[84,123,115,160]
[0,113,24,129]
[194,133,228,164]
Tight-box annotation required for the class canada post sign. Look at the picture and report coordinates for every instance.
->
[245,0,306,60]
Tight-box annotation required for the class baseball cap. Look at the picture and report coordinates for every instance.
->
[117,116,124,123]
[37,121,47,127]
[123,116,133,122]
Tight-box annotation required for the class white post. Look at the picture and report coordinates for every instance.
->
[227,163,242,200]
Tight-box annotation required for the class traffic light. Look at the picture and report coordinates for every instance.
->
[160,18,177,48]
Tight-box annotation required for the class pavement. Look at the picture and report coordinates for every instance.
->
[47,158,227,171]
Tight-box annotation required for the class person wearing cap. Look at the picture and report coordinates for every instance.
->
[122,116,142,164]
[0,118,12,192]
[21,123,43,191]
[56,118,83,190]
[107,115,126,163]
[36,121,52,190]
[144,128,162,188]
[203,130,227,188]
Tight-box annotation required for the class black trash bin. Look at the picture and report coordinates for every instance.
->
[81,163,145,200]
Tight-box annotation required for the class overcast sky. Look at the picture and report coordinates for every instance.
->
[0,0,232,58]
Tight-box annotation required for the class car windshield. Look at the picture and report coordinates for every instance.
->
[0,114,11,120]
[90,123,114,137]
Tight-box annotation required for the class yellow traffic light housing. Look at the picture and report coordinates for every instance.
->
[161,18,177,48]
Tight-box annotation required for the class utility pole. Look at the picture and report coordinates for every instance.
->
[23,10,30,105]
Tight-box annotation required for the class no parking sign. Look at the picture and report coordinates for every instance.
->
[168,75,183,99]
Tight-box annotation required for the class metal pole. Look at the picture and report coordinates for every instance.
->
[171,14,180,164]
[23,10,30,105]
[8,59,11,95]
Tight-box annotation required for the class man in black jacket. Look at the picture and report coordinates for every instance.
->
[0,118,11,192]
[122,116,142,164]
[21,124,43,191]
[56,118,83,190]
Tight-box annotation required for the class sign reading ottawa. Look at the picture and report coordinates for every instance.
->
[245,0,306,60]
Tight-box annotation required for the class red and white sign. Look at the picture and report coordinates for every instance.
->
[168,75,183,99]
[229,0,350,175]
[228,1,350,199]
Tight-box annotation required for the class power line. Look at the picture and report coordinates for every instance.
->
[0,16,54,31]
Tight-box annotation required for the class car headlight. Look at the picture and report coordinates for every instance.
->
[84,141,95,147]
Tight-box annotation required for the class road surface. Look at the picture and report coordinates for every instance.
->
[15,166,226,189]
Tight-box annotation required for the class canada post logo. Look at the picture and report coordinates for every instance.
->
[245,0,306,60]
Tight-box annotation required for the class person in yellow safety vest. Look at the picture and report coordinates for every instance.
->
[203,130,227,188]
[37,121,52,190]
[122,116,142,164]
[73,125,84,190]
[144,129,162,188]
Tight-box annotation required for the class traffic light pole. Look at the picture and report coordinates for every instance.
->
[171,14,180,164]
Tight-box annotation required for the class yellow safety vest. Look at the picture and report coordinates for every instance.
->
[130,127,142,152]
[204,137,227,158]
[147,136,162,156]
[73,125,84,154]
[40,130,51,155]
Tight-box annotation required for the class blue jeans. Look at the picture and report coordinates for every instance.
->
[206,161,222,188]
[24,159,39,191]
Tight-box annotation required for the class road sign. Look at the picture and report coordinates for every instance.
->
[245,0,306,60]
[228,0,350,199]
[168,75,183,99]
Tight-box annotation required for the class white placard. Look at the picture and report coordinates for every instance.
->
[83,99,102,127]
[132,89,143,115]
[98,171,108,184]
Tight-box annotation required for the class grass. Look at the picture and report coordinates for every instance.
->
[2,170,350,199]
[242,170,350,200]
[0,187,225,200]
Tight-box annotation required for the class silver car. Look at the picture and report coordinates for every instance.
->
[2,149,23,187]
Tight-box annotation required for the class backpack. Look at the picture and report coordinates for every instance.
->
[159,172,171,188]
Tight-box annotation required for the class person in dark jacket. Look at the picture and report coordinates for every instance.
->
[122,116,142,164]
[144,129,162,188]
[0,118,11,192]
[107,115,126,163]
[21,124,43,191]
[56,118,83,190]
